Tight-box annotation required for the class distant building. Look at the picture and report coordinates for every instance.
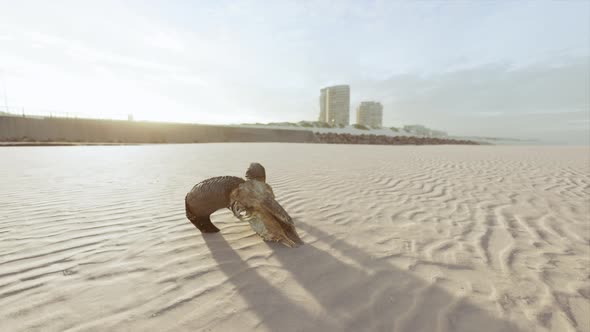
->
[403,125,448,137]
[403,125,429,136]
[429,129,448,138]
[319,89,326,124]
[356,101,383,128]
[319,85,350,126]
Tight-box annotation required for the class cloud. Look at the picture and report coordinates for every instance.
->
[145,30,187,53]
[351,56,589,143]
[0,34,14,41]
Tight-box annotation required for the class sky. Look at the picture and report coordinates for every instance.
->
[0,0,589,143]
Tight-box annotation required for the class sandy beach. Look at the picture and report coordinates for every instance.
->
[0,143,588,332]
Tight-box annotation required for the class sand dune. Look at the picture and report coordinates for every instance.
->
[0,144,588,332]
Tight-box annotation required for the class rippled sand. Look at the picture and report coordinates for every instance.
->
[1,144,589,332]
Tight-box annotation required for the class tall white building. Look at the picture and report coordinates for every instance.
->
[356,101,383,128]
[319,85,350,126]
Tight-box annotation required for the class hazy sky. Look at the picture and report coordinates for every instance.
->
[1,1,589,143]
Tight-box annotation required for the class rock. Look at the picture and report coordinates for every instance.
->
[313,133,479,145]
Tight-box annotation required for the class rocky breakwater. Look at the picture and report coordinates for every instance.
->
[314,132,480,145]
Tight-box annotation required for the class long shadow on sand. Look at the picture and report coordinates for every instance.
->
[204,223,523,332]
[203,234,338,331]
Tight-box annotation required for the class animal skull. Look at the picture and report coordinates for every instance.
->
[230,180,303,248]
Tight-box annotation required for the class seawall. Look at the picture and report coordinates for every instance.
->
[0,116,316,144]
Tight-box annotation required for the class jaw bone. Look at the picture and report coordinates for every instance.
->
[230,180,303,248]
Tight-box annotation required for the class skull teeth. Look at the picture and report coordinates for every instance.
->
[230,201,252,221]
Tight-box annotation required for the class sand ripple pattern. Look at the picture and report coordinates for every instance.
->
[0,144,588,332]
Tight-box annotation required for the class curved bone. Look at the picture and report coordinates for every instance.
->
[185,163,265,233]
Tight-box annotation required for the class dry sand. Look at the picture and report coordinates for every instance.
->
[0,143,588,332]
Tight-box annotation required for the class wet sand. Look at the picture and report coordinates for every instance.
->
[0,144,588,331]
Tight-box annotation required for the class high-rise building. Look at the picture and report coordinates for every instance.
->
[319,89,327,124]
[318,85,350,126]
[356,101,383,128]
